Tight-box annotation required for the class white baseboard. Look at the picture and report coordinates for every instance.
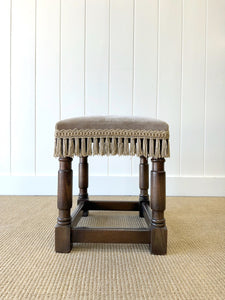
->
[0,175,224,196]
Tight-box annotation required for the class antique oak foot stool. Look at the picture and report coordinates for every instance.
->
[54,116,170,255]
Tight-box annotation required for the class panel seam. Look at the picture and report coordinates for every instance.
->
[107,0,111,176]
[34,0,37,175]
[203,0,208,176]
[84,0,87,116]
[131,0,136,176]
[156,0,160,119]
[179,0,184,176]
[10,0,12,175]
[59,0,62,120]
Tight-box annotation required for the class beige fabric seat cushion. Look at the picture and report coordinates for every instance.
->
[54,116,170,158]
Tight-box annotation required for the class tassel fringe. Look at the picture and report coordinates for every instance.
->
[111,138,117,155]
[87,138,92,156]
[99,138,105,155]
[118,138,123,156]
[143,138,148,157]
[136,138,142,156]
[130,138,135,155]
[93,138,99,155]
[155,139,160,158]
[124,138,129,155]
[105,137,110,155]
[54,137,170,158]
[75,138,80,156]
[63,139,67,156]
[68,138,74,157]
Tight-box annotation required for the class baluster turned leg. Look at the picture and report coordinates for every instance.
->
[78,156,89,216]
[55,157,73,253]
[150,158,167,255]
[139,156,150,217]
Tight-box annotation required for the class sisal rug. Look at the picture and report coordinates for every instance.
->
[0,196,225,299]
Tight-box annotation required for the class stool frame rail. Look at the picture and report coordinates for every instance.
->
[55,156,167,255]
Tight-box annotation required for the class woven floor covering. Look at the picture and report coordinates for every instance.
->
[1,196,225,300]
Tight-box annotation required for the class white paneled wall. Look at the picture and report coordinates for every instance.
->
[157,0,182,176]
[61,0,85,120]
[0,0,11,175]
[0,0,224,196]
[36,0,60,176]
[108,0,134,175]
[205,0,225,176]
[11,0,36,175]
[180,0,206,176]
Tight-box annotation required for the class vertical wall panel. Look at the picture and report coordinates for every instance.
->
[109,0,134,115]
[0,0,10,175]
[180,0,206,176]
[132,0,158,176]
[133,0,158,118]
[85,0,109,115]
[61,0,85,120]
[11,0,35,175]
[36,0,60,175]
[205,0,225,175]
[108,0,134,176]
[85,0,110,175]
[157,0,182,176]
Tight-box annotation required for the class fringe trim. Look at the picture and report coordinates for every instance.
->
[75,138,80,156]
[143,138,148,157]
[130,138,135,155]
[149,139,154,157]
[105,137,110,155]
[118,138,123,156]
[81,138,86,156]
[155,139,160,158]
[54,137,170,158]
[93,138,99,155]
[136,138,142,156]
[124,138,129,155]
[111,138,117,155]
[99,138,104,155]
[68,138,74,157]
[55,128,169,139]
[87,138,92,156]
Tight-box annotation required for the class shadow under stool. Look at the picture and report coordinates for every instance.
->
[54,116,170,255]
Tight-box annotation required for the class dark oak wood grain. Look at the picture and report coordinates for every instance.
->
[150,158,167,255]
[71,202,84,227]
[85,200,139,211]
[139,156,150,217]
[55,157,73,253]
[142,202,152,227]
[55,155,168,255]
[78,156,89,216]
[72,227,151,244]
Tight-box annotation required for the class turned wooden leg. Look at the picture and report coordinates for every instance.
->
[55,157,73,253]
[150,158,167,255]
[78,156,89,217]
[139,156,150,217]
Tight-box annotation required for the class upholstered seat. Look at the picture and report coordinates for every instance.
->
[54,116,170,159]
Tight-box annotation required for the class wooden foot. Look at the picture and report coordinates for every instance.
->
[55,225,72,253]
[150,158,167,255]
[150,226,167,255]
[77,156,89,216]
[139,156,149,217]
[55,157,73,253]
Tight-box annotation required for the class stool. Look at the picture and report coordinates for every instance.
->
[54,116,170,255]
